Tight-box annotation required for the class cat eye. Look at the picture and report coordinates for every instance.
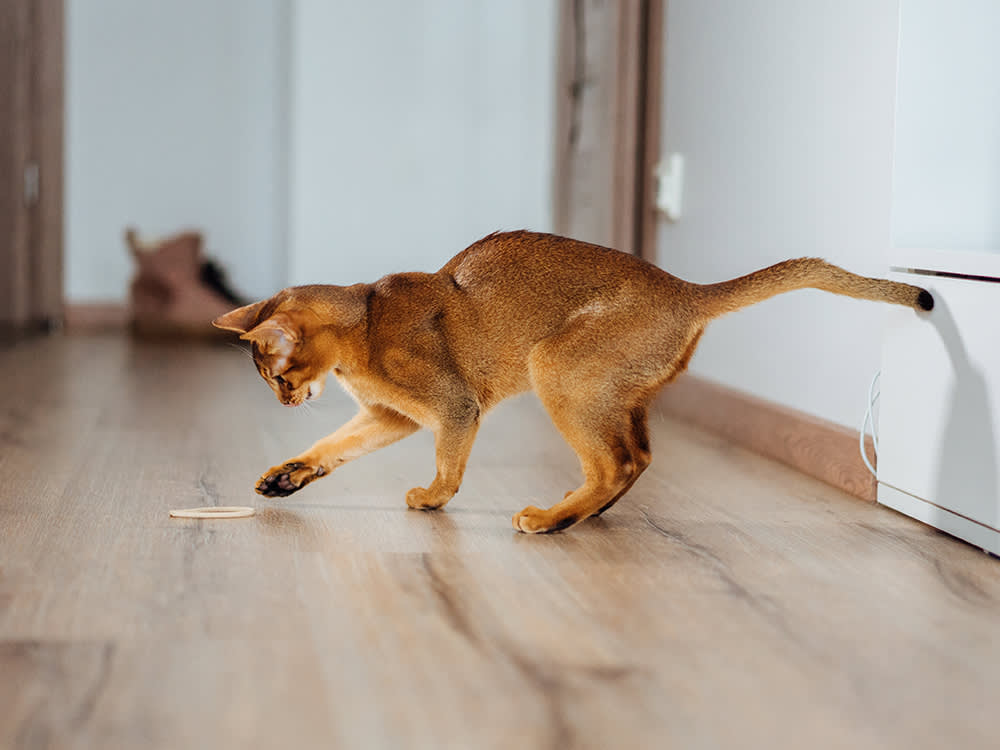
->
[274,375,289,388]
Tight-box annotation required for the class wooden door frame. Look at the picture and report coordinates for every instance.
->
[635,0,663,263]
[32,0,65,327]
[0,0,64,330]
[552,0,663,262]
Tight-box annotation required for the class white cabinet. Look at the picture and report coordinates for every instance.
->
[878,0,1000,552]
[878,263,1000,554]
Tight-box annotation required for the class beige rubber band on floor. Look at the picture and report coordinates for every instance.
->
[169,506,255,519]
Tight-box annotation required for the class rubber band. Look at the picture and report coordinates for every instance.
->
[169,506,255,519]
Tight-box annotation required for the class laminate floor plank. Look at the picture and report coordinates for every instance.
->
[1,335,998,749]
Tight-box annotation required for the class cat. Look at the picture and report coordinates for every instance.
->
[214,230,932,533]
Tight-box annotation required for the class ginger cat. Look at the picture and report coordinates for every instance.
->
[214,231,932,533]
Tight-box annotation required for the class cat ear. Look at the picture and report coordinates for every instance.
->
[213,301,267,334]
[239,314,299,356]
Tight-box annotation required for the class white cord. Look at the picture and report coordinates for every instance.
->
[860,370,880,478]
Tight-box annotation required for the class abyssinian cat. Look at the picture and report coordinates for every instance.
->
[214,230,932,533]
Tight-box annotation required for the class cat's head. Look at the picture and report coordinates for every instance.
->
[213,286,368,407]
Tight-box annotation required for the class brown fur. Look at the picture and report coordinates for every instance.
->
[214,230,932,533]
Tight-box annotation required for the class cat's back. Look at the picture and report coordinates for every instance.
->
[441,230,683,314]
[427,231,690,404]
[444,230,658,282]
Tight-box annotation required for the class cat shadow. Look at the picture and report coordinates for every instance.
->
[254,506,308,534]
[927,295,999,535]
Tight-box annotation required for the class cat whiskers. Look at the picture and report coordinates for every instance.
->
[227,342,254,363]
[299,398,321,417]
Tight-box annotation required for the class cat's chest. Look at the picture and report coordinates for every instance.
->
[331,369,435,427]
[330,370,371,404]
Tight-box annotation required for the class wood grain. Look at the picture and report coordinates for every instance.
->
[1,334,998,749]
[660,373,879,501]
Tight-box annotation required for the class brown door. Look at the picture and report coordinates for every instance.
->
[0,0,63,330]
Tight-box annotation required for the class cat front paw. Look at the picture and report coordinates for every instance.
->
[256,461,326,498]
[405,486,450,510]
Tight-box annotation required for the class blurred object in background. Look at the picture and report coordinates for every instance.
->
[126,227,247,339]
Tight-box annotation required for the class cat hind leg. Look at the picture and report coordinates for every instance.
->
[516,334,654,533]
[512,409,651,533]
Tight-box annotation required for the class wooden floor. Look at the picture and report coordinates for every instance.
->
[2,334,999,749]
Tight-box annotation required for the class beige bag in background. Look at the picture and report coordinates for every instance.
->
[126,228,247,339]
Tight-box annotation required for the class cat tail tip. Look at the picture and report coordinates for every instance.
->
[916,289,934,311]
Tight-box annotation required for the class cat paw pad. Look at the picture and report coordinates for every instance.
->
[256,462,325,497]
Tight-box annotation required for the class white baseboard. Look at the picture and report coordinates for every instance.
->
[878,483,1000,555]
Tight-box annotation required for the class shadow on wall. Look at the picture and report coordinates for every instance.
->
[930,295,998,533]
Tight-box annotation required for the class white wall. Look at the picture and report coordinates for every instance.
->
[66,0,288,302]
[67,1,557,302]
[892,0,1000,253]
[288,0,557,286]
[656,0,901,428]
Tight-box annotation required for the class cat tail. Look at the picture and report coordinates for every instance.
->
[695,257,933,319]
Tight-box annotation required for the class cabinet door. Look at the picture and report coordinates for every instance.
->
[878,272,1000,549]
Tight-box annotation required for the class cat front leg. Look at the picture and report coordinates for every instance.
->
[405,400,480,510]
[256,460,328,497]
[256,405,418,497]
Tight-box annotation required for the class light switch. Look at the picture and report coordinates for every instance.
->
[655,153,684,222]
